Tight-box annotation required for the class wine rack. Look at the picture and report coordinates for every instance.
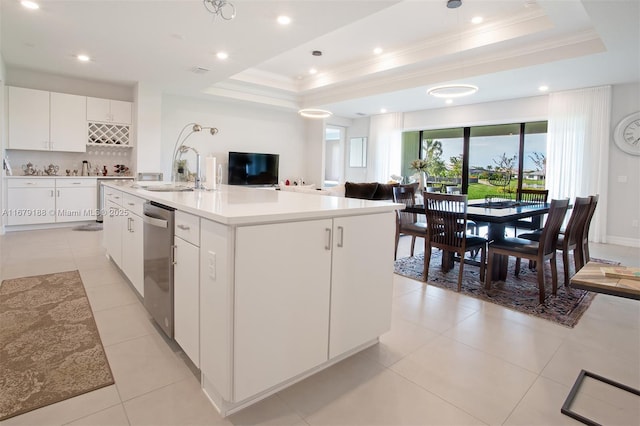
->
[87,122,131,147]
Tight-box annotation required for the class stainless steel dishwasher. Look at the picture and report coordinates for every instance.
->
[143,201,175,339]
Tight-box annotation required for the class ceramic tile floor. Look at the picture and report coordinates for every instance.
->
[1,227,639,426]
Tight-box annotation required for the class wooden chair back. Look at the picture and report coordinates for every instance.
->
[537,198,569,257]
[583,194,599,243]
[393,185,417,226]
[425,186,441,193]
[518,189,549,203]
[564,197,592,246]
[424,193,469,253]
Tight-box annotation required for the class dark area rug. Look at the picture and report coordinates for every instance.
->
[394,252,617,328]
[0,270,114,421]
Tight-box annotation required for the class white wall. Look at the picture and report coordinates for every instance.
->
[607,82,640,247]
[161,95,307,185]
[134,82,162,175]
[344,117,370,182]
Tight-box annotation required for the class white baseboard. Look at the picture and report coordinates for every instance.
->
[606,235,640,248]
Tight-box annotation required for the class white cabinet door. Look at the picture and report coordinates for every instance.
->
[104,199,123,267]
[87,97,132,124]
[110,100,132,124]
[50,92,87,152]
[122,213,144,297]
[6,187,56,225]
[174,236,200,367]
[329,213,395,358]
[86,97,111,122]
[233,219,332,402]
[8,86,50,151]
[56,186,96,222]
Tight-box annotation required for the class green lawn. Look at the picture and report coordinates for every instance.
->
[466,179,545,200]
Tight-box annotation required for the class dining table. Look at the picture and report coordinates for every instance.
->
[404,198,551,280]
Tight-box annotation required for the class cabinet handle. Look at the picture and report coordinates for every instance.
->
[57,190,60,197]
[25,182,35,185]
[171,244,177,265]
[325,228,332,251]
[127,217,133,232]
[127,202,135,206]
[177,224,190,230]
[50,190,54,197]
[72,182,81,185]
[337,226,344,248]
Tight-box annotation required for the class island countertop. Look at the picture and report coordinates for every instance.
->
[102,181,402,225]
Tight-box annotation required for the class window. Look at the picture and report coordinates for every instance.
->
[401,121,547,198]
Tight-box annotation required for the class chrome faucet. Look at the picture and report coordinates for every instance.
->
[175,145,203,189]
[171,123,219,188]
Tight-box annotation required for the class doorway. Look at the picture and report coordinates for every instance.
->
[324,125,345,187]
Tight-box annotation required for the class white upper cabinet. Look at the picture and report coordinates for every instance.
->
[8,87,87,152]
[87,97,132,124]
[50,92,87,152]
[8,87,51,151]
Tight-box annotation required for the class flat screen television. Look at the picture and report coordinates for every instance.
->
[228,151,279,186]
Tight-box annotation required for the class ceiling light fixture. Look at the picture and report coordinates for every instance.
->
[309,68,317,75]
[446,0,462,9]
[380,108,387,113]
[538,85,549,92]
[298,108,332,119]
[427,84,478,98]
[77,54,90,62]
[373,47,383,55]
[445,99,453,104]
[203,0,236,21]
[471,16,483,24]
[277,15,291,25]
[216,51,229,60]
[21,1,39,9]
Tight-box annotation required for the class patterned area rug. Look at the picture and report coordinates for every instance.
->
[394,253,613,328]
[0,270,114,421]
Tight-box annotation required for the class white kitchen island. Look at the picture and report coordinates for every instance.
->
[101,182,400,416]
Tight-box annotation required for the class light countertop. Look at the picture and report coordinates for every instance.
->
[103,181,401,225]
[5,175,133,179]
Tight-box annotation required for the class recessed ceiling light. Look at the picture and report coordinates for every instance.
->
[298,108,332,119]
[216,51,229,60]
[427,84,478,98]
[21,1,39,10]
[471,16,483,24]
[77,54,90,62]
[309,68,317,75]
[373,47,383,55]
[538,85,549,92]
[277,15,291,25]
[445,99,453,104]
[380,108,387,113]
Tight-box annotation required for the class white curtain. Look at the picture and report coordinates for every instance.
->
[546,85,611,243]
[367,112,403,183]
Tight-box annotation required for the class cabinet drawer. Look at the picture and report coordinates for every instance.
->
[104,189,123,205]
[122,193,145,217]
[7,178,55,188]
[56,178,96,188]
[175,211,200,246]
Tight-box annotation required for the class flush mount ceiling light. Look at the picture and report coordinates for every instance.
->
[77,54,90,62]
[427,84,478,98]
[298,108,332,119]
[203,0,236,21]
[21,1,39,9]
[277,15,291,25]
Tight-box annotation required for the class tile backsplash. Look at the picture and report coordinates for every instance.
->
[6,146,132,176]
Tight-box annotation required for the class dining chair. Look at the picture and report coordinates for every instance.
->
[485,198,569,304]
[445,186,461,194]
[578,194,599,266]
[518,196,592,285]
[392,185,427,260]
[423,193,487,290]
[425,186,441,193]
[509,188,549,234]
